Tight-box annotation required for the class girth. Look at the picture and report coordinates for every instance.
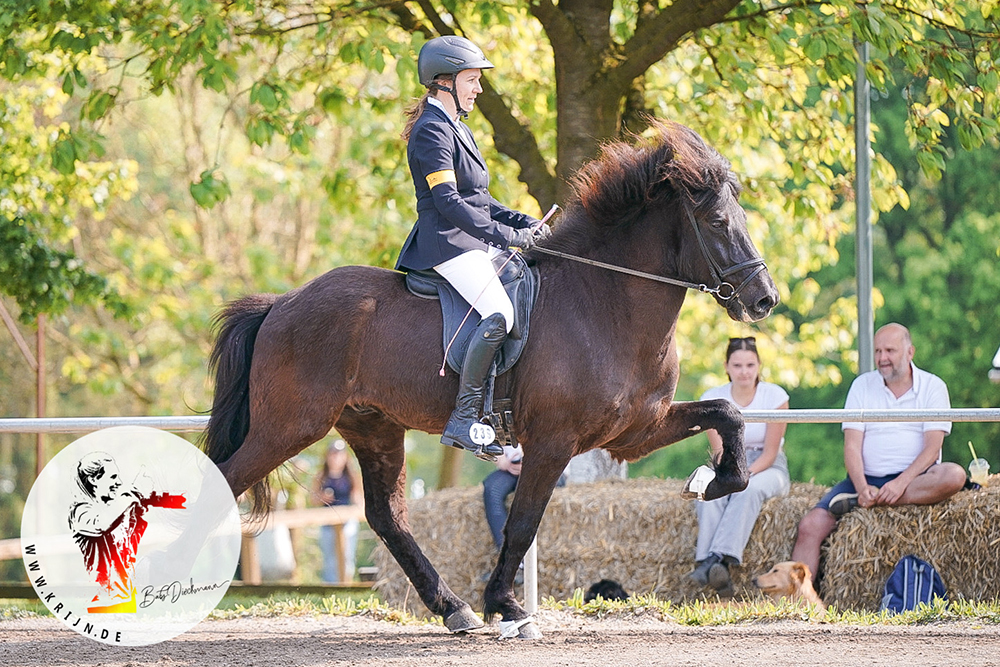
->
[404,250,539,377]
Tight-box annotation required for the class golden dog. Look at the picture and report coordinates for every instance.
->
[753,561,825,609]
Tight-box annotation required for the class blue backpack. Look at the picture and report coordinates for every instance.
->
[880,554,947,613]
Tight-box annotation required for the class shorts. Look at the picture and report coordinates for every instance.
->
[815,473,902,511]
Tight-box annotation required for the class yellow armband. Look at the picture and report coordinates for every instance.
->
[425,169,457,189]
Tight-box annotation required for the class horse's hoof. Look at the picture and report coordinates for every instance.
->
[516,621,542,639]
[498,616,542,639]
[681,465,716,500]
[444,607,484,633]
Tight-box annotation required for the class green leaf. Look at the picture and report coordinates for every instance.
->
[189,169,231,208]
[83,90,114,121]
[251,82,280,112]
[51,137,76,174]
[804,35,828,61]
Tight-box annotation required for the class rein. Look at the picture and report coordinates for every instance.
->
[533,201,767,302]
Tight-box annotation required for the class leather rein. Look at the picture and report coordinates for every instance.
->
[532,201,767,302]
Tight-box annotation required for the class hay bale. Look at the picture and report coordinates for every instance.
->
[821,479,1000,611]
[375,476,1000,613]
[373,478,825,615]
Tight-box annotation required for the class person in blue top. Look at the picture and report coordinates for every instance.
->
[688,337,791,596]
[311,439,363,583]
[396,36,551,461]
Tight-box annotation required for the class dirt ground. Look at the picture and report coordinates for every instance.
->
[3,610,1000,666]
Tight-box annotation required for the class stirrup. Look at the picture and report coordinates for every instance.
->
[441,421,503,461]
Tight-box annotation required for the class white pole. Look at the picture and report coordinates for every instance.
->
[524,537,538,614]
[855,39,875,373]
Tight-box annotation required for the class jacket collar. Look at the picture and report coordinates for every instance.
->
[425,100,485,169]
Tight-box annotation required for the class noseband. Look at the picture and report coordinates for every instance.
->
[681,202,768,302]
[532,200,768,302]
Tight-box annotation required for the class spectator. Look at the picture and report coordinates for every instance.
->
[790,323,967,583]
[688,336,790,596]
[483,447,618,555]
[311,439,363,583]
[482,444,524,552]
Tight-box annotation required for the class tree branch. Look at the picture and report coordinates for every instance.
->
[615,0,742,88]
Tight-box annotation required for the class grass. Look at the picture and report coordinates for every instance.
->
[550,588,1000,626]
[3,589,999,627]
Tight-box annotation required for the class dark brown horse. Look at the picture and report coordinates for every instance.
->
[204,120,778,638]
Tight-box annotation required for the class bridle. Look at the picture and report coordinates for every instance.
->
[532,200,768,303]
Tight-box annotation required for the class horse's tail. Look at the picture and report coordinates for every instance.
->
[202,292,278,520]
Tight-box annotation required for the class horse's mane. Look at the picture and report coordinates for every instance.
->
[551,120,739,251]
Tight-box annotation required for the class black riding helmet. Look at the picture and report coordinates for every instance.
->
[418,35,494,87]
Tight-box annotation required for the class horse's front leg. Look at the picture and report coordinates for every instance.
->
[621,398,748,501]
[674,398,748,501]
[482,447,570,639]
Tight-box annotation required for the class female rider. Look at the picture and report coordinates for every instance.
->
[396,36,551,461]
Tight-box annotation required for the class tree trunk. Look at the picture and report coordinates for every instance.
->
[437,445,463,489]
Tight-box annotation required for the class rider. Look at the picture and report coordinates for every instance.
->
[396,35,551,461]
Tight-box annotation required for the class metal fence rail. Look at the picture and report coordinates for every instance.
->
[2,408,1000,434]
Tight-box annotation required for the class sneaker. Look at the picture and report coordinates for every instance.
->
[828,492,859,518]
[708,562,734,597]
[688,553,721,586]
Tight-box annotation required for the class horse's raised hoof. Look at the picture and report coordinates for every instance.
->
[681,465,716,500]
[498,617,542,640]
[444,607,484,633]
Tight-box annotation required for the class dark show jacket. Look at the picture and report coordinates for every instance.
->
[396,103,536,271]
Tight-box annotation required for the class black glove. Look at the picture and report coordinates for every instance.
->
[508,224,551,250]
[508,227,537,249]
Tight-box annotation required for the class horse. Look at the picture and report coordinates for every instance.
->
[203,119,779,638]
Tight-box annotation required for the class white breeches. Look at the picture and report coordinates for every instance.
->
[434,249,514,333]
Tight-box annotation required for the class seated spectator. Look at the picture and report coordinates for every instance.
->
[311,439,363,583]
[483,444,525,553]
[688,336,790,596]
[790,323,966,583]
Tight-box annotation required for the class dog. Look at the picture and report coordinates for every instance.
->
[752,561,826,609]
[584,579,629,603]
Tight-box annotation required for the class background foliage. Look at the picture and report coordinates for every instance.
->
[2,1,1000,578]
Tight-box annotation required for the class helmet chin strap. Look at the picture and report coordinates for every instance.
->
[431,81,469,119]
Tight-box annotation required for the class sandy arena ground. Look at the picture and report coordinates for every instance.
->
[3,609,1000,666]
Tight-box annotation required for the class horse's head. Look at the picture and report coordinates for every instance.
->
[654,123,778,322]
[553,120,778,322]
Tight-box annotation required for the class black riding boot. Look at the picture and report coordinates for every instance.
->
[440,312,507,461]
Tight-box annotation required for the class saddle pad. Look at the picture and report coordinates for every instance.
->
[404,252,539,375]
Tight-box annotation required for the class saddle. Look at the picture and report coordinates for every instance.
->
[404,250,539,376]
[404,251,539,448]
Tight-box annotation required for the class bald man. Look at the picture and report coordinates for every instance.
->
[791,323,966,583]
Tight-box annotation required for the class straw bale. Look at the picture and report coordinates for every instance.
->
[821,476,1000,611]
[373,477,824,615]
[374,476,1000,614]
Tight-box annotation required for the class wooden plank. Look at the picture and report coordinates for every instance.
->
[241,505,366,533]
[0,582,373,600]
[1,505,367,562]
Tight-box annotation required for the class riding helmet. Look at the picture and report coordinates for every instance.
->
[418,36,494,87]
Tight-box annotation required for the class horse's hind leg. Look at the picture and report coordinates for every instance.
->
[336,408,483,633]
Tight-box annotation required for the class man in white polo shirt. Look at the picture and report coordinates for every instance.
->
[790,323,967,583]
